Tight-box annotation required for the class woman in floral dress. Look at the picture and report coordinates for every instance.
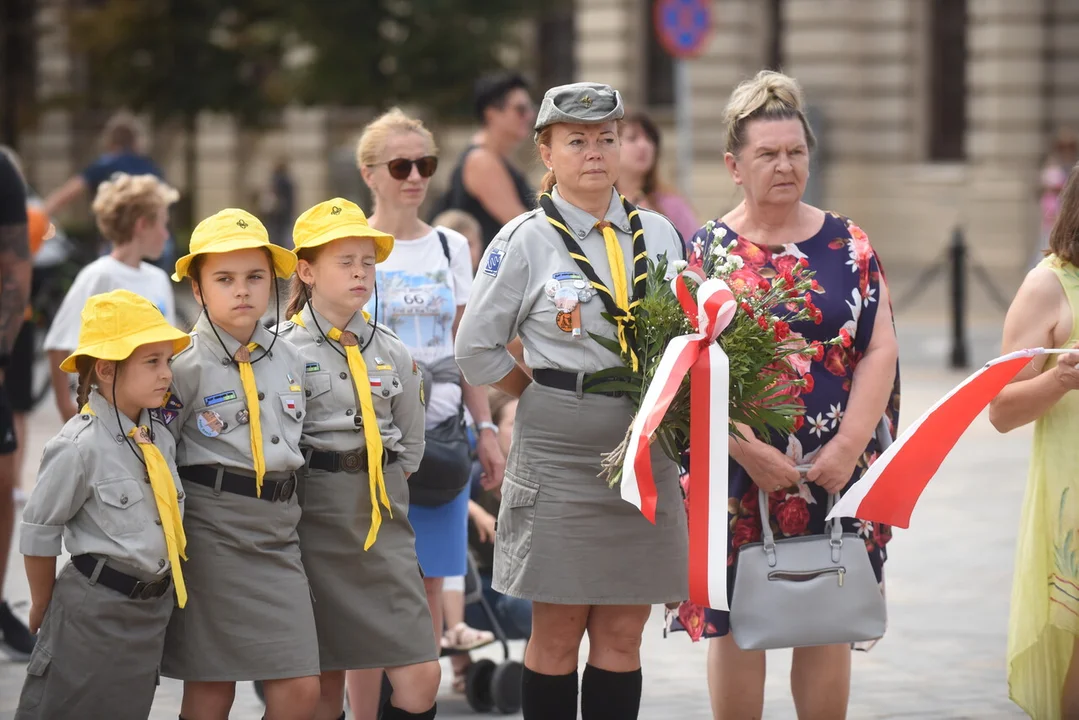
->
[667,70,900,720]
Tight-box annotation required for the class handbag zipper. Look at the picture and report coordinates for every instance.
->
[767,567,847,587]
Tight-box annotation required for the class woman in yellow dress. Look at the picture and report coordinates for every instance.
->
[992,162,1079,719]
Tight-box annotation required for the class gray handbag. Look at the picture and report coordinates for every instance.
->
[729,418,892,651]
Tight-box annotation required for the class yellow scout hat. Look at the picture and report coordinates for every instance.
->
[60,290,191,373]
[292,198,394,263]
[173,208,296,282]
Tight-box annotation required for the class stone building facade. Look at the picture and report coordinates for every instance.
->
[21,0,1079,287]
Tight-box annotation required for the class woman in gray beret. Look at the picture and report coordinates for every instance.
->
[455,82,688,720]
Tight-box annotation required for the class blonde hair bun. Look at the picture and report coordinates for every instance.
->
[723,70,814,155]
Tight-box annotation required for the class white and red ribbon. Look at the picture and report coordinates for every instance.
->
[827,347,1069,528]
[620,273,736,611]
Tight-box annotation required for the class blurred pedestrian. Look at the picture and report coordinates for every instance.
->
[456,81,688,720]
[351,107,505,720]
[433,72,537,249]
[992,162,1079,719]
[617,111,700,245]
[262,159,296,250]
[0,148,34,661]
[1033,128,1078,267]
[43,173,178,422]
[669,70,899,720]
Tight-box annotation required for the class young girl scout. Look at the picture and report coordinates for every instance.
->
[16,289,190,720]
[160,209,321,720]
[279,198,439,720]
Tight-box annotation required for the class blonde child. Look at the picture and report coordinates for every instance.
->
[16,289,190,720]
[160,209,319,720]
[280,198,439,720]
[44,172,179,421]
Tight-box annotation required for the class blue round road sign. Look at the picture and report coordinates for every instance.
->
[654,0,712,59]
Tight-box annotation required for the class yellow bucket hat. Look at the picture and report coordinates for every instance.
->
[292,198,394,262]
[60,290,191,373]
[173,208,296,282]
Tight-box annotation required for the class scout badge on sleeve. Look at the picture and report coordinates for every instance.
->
[484,248,505,277]
[156,391,183,425]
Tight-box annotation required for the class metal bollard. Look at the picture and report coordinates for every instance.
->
[949,227,970,369]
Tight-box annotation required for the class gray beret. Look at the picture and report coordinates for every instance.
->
[534,82,625,132]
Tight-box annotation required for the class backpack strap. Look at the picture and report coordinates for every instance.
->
[437,230,451,264]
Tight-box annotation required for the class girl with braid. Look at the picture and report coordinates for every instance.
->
[455,82,688,720]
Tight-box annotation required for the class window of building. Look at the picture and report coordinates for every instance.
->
[928,0,967,161]
[646,4,675,107]
[537,6,576,93]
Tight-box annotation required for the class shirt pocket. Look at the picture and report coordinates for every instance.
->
[369,372,404,403]
[93,477,148,536]
[192,398,245,438]
[304,371,332,401]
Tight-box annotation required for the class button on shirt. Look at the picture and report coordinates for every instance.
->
[455,187,686,386]
[166,315,307,473]
[20,391,183,580]
[279,304,426,473]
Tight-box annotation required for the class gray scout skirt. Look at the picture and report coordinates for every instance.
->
[16,561,173,720]
[494,381,689,604]
[297,460,437,671]
[161,469,320,681]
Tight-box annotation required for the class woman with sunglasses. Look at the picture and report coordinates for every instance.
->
[348,108,506,718]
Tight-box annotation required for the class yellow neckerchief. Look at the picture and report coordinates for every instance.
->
[81,404,188,607]
[292,310,392,550]
[233,343,267,495]
[537,192,649,371]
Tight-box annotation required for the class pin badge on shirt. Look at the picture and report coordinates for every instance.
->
[554,287,583,338]
[236,409,250,425]
[197,410,225,437]
[544,279,560,299]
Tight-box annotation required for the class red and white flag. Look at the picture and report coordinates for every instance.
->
[621,274,735,611]
[827,348,1068,528]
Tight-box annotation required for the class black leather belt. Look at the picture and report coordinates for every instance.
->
[71,554,171,600]
[178,465,297,502]
[306,448,399,474]
[533,368,628,398]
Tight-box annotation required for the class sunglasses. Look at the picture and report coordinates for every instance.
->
[373,156,439,180]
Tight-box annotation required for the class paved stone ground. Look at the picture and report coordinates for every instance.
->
[0,320,1037,718]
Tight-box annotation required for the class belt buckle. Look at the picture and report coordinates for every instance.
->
[129,581,150,600]
[341,450,363,473]
[276,474,297,502]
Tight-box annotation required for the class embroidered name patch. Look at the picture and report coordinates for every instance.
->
[306,362,321,373]
[203,390,238,407]
[484,248,505,277]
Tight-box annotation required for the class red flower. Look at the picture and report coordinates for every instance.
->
[782,270,795,287]
[797,258,809,270]
[773,320,790,341]
[757,278,771,292]
[812,307,823,324]
[739,301,754,318]
[802,373,815,393]
[729,267,765,294]
[678,602,707,642]
[839,328,852,348]
[735,241,769,270]
[824,345,848,376]
[772,254,799,277]
[775,497,810,536]
[793,415,805,432]
[811,279,823,293]
[811,342,825,362]
[731,519,760,549]
[740,489,759,516]
[757,315,769,330]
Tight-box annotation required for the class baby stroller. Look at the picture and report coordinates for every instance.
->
[252,552,523,715]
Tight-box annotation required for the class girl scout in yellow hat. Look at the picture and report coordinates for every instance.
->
[15,289,190,720]
[279,198,439,720]
[159,209,321,720]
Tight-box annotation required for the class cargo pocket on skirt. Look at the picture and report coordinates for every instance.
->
[497,472,539,561]
[19,645,52,710]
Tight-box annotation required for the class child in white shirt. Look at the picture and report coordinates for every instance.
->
[43,172,178,421]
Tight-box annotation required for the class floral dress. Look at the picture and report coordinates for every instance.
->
[667,212,901,643]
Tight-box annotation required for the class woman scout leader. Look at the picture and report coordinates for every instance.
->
[455,82,689,720]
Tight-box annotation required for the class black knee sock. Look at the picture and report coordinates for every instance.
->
[580,664,642,720]
[380,702,436,720]
[521,666,578,720]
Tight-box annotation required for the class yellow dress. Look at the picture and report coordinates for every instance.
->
[1009,255,1079,719]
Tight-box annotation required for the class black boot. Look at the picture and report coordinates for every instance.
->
[521,666,578,720]
[380,702,437,719]
[580,664,642,720]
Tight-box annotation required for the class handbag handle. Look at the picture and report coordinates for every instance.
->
[757,415,894,568]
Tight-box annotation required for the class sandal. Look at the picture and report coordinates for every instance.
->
[452,667,469,694]
[443,621,495,651]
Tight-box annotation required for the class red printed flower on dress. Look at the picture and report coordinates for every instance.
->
[775,496,811,536]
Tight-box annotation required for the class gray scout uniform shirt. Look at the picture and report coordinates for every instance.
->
[165,314,307,473]
[278,304,426,473]
[21,391,183,579]
[456,186,686,386]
